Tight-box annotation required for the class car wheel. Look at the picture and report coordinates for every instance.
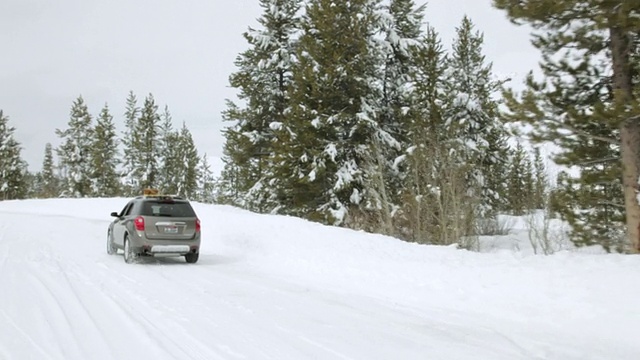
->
[123,236,137,264]
[107,231,116,255]
[185,252,199,264]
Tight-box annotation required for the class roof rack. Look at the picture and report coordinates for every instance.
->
[141,188,183,199]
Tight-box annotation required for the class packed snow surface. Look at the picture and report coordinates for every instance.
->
[0,198,638,360]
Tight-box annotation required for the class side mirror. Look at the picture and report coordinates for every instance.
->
[110,212,120,218]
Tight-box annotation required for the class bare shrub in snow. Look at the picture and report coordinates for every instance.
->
[525,207,570,255]
[476,216,514,236]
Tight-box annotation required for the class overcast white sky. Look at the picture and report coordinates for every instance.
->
[0,0,538,171]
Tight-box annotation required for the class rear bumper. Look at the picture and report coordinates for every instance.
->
[150,245,190,253]
[141,244,198,256]
[129,231,200,255]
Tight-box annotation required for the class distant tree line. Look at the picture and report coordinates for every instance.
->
[216,0,551,250]
[0,92,215,203]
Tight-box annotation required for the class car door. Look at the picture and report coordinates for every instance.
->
[113,201,134,247]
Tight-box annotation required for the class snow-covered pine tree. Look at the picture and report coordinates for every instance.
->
[160,129,182,196]
[220,0,301,212]
[506,142,533,215]
[90,104,120,197]
[177,123,200,199]
[399,26,459,244]
[359,0,425,235]
[40,143,59,198]
[23,171,39,199]
[0,110,28,200]
[275,0,384,225]
[196,154,216,203]
[483,126,511,213]
[443,16,508,220]
[121,91,141,195]
[157,105,175,192]
[379,0,425,129]
[531,147,548,210]
[157,121,199,198]
[56,96,94,197]
[133,93,161,192]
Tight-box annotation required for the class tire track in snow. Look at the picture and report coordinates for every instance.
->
[85,262,229,360]
[35,251,210,360]
[26,270,87,358]
[25,255,221,360]
[0,309,54,360]
[0,226,61,359]
[17,242,115,359]
[0,209,226,360]
[48,254,118,359]
[94,257,269,359]
[143,264,369,359]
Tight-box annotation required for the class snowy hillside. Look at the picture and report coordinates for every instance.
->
[0,198,638,360]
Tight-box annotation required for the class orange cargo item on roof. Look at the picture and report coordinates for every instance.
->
[143,188,160,196]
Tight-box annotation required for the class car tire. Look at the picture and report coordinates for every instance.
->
[123,236,137,264]
[185,252,199,264]
[107,231,116,255]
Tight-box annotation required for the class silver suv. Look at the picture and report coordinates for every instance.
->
[107,193,201,263]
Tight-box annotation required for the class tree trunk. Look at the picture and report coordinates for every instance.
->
[610,25,640,253]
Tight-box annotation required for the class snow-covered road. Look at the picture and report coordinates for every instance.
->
[0,199,638,360]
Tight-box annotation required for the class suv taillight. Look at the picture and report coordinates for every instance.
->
[196,218,201,232]
[134,216,145,231]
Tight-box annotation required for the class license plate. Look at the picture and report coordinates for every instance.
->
[164,226,178,234]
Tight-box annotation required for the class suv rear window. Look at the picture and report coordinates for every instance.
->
[141,201,196,217]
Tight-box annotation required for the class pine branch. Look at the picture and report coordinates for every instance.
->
[551,119,620,145]
[596,201,625,209]
[624,112,640,124]
[577,156,620,166]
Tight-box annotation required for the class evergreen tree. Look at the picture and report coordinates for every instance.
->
[220,0,301,212]
[399,26,453,244]
[157,105,175,192]
[506,143,533,215]
[133,93,161,192]
[0,110,28,200]
[216,155,240,206]
[25,171,41,199]
[380,0,425,135]
[178,123,200,199]
[552,140,624,251]
[494,0,640,252]
[121,91,140,195]
[397,25,483,247]
[443,16,508,218]
[274,0,384,225]
[531,147,548,209]
[364,0,425,235]
[56,96,94,197]
[40,143,59,198]
[484,128,511,212]
[91,104,120,197]
[196,154,216,203]
[158,122,199,198]
[160,129,182,195]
